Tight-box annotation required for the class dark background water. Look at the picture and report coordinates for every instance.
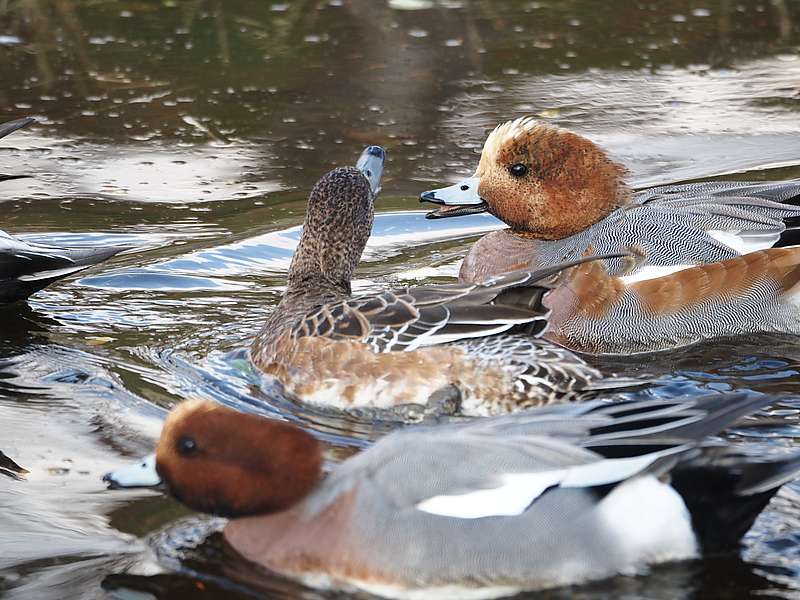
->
[2,1,800,599]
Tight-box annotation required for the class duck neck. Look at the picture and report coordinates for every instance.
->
[513,180,632,241]
[460,229,543,283]
[283,224,362,304]
[281,276,350,314]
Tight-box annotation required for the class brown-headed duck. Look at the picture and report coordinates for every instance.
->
[420,117,800,354]
[104,394,800,599]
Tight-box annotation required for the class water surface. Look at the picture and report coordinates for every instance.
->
[2,1,800,599]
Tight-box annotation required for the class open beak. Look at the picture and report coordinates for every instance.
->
[419,177,489,219]
[103,453,163,489]
[356,145,386,197]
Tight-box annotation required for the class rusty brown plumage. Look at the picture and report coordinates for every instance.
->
[633,247,800,314]
[475,119,630,239]
[542,247,800,353]
[156,400,322,517]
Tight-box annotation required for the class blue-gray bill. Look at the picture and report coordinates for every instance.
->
[356,145,385,196]
[102,453,162,489]
[419,176,489,219]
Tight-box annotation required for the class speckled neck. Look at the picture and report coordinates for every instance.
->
[254,167,374,350]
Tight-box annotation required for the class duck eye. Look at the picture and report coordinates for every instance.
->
[177,436,198,456]
[508,163,529,178]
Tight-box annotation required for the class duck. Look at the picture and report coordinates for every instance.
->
[250,146,639,417]
[103,393,800,599]
[0,117,129,303]
[419,117,800,354]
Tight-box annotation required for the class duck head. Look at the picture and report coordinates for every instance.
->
[103,400,323,518]
[284,145,385,298]
[420,118,630,240]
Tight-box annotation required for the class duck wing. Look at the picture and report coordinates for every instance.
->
[292,254,622,352]
[632,180,800,263]
[342,392,781,519]
[635,180,800,206]
[304,392,799,588]
[0,117,132,302]
[456,181,800,281]
[541,181,800,280]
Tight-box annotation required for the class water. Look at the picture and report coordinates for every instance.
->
[1,0,800,598]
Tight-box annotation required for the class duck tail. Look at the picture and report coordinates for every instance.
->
[0,174,31,183]
[0,117,35,140]
[0,244,130,303]
[670,447,800,553]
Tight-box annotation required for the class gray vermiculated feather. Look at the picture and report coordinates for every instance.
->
[526,181,800,276]
[326,393,773,496]
[635,180,800,204]
[297,393,785,588]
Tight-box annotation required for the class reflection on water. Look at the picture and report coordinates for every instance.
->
[1,1,800,599]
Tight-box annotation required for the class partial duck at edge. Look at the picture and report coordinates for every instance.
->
[0,117,130,303]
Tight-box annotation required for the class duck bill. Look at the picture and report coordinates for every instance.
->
[419,177,489,219]
[356,145,386,196]
[102,454,163,489]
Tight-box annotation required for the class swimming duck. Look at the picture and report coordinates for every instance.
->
[420,117,800,354]
[0,117,129,303]
[251,146,638,417]
[104,393,800,599]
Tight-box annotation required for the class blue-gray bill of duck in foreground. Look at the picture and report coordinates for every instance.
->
[103,392,800,599]
[0,117,131,303]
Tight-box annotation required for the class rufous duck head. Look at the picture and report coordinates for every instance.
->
[421,118,631,240]
[103,400,322,518]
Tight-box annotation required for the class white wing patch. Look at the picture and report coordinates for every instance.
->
[618,228,781,285]
[408,321,524,349]
[619,264,691,284]
[415,452,674,519]
[416,471,565,519]
[708,229,780,255]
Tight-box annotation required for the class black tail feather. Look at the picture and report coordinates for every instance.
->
[671,449,800,553]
